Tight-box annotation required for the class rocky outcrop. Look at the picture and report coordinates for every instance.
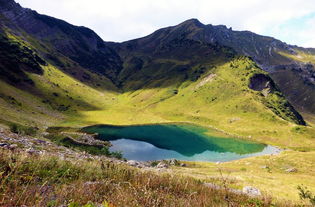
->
[248,73,275,94]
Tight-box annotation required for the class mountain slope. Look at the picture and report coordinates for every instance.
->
[0,1,314,150]
[111,19,315,116]
[0,0,122,81]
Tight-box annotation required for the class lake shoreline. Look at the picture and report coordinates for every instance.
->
[83,123,281,162]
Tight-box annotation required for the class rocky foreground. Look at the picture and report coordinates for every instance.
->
[0,126,265,200]
[0,127,181,170]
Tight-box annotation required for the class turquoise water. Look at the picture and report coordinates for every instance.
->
[83,124,279,162]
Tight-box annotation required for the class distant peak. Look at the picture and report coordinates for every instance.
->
[180,18,204,27]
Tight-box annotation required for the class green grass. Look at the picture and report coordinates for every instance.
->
[278,50,315,64]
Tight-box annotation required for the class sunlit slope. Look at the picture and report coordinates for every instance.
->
[0,63,119,128]
[70,57,315,149]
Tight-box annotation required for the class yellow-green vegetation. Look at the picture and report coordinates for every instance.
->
[172,150,315,204]
[0,149,280,207]
[59,57,315,150]
[278,50,315,64]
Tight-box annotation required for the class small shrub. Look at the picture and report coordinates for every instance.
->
[240,167,247,172]
[297,185,315,206]
[150,161,159,167]
[9,123,38,136]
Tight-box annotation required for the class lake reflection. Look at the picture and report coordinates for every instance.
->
[83,124,279,162]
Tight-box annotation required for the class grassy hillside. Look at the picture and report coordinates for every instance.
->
[61,57,314,150]
[1,149,288,207]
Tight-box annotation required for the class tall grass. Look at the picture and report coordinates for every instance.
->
[0,149,284,207]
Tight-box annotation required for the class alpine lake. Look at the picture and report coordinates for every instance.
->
[82,124,279,162]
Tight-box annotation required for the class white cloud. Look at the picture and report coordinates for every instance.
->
[15,0,315,47]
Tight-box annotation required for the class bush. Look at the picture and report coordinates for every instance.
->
[9,123,38,136]
[297,185,315,206]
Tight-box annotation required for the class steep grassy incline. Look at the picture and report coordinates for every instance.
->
[0,31,119,128]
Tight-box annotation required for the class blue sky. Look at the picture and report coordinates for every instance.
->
[266,12,315,48]
[15,0,315,47]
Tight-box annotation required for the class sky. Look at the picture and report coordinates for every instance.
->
[15,0,315,47]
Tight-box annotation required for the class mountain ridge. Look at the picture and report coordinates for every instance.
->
[111,18,315,115]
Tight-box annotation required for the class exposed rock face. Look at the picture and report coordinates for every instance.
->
[249,74,273,91]
[249,74,275,93]
[248,73,306,125]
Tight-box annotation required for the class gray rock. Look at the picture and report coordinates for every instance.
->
[204,183,221,190]
[180,163,186,167]
[242,186,261,197]
[0,143,8,147]
[169,159,179,166]
[127,160,139,167]
[35,139,47,144]
[26,148,39,155]
[8,144,18,150]
[285,168,297,173]
[204,183,243,195]
[157,162,168,168]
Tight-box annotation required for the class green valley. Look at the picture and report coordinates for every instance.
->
[1,0,315,206]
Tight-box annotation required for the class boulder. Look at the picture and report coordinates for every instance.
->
[8,144,18,150]
[285,168,297,173]
[0,143,8,147]
[26,148,39,155]
[157,162,168,168]
[127,160,139,167]
[169,159,179,166]
[242,186,261,197]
